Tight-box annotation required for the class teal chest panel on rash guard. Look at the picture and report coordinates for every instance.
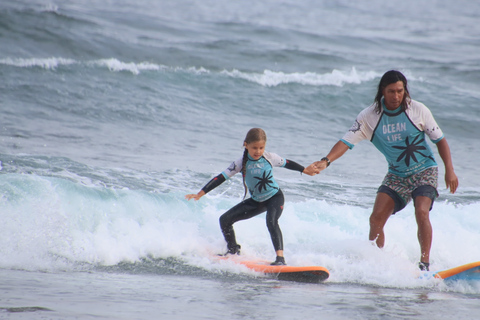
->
[371,109,437,177]
[245,156,280,202]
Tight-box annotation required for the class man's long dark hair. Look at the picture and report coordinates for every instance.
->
[374,70,411,114]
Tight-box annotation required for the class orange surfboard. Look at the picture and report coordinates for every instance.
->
[433,261,480,281]
[217,256,329,283]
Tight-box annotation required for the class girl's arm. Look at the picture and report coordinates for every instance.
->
[185,174,227,201]
[284,160,316,176]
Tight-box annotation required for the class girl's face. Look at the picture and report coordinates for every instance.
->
[244,140,266,160]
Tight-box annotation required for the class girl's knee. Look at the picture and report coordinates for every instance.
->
[219,215,230,228]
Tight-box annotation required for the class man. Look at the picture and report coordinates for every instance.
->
[310,70,458,271]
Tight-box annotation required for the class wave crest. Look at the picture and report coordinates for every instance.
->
[1,56,378,86]
[222,67,379,87]
[0,57,76,69]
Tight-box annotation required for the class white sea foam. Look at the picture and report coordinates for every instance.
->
[41,3,59,13]
[94,58,163,75]
[221,67,380,87]
[0,56,378,87]
[0,57,164,74]
[0,57,76,69]
[1,172,478,291]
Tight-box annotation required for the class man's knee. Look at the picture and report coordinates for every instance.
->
[414,204,431,224]
[369,213,383,228]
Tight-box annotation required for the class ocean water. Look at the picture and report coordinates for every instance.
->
[1,0,480,319]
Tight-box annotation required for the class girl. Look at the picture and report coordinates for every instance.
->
[186,128,317,265]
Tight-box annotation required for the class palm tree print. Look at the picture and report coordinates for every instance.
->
[254,170,277,192]
[388,162,400,171]
[392,136,434,167]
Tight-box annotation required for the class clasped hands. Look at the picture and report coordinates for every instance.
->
[303,160,329,176]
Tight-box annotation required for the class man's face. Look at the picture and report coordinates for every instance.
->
[383,81,405,110]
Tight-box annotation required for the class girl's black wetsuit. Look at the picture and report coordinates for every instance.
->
[200,151,305,253]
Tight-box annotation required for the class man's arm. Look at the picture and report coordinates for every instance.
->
[436,138,458,194]
[307,140,350,173]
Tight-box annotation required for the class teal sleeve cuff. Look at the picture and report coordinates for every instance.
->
[340,139,354,149]
[432,135,445,144]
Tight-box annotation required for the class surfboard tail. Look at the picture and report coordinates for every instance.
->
[277,270,329,283]
[434,261,480,281]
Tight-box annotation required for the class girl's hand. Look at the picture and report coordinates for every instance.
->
[312,160,328,171]
[185,190,205,201]
[303,164,320,176]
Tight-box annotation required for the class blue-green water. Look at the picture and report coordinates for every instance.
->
[1,0,480,318]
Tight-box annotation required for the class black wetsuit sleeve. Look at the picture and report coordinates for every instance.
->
[201,174,227,194]
[284,159,305,173]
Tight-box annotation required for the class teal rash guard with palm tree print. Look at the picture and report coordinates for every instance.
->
[200,152,304,203]
[340,99,444,178]
[223,152,303,202]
